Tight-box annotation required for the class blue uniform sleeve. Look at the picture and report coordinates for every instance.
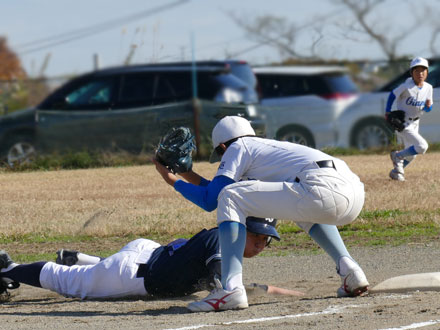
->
[174,175,235,211]
[424,104,433,112]
[385,92,396,113]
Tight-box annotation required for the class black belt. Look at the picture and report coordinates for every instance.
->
[295,160,335,183]
[316,160,335,169]
[408,117,419,121]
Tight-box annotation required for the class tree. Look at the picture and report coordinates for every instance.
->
[228,12,327,61]
[0,37,26,80]
[334,0,420,61]
[0,37,49,113]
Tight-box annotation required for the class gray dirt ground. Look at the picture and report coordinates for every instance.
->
[1,242,440,330]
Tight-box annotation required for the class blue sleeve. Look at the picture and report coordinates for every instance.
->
[385,92,396,113]
[174,175,235,212]
[424,104,432,112]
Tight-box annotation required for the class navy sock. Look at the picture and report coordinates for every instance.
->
[1,262,46,287]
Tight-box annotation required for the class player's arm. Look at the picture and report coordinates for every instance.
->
[153,159,210,186]
[245,283,305,297]
[424,87,433,112]
[385,92,396,115]
[174,175,235,211]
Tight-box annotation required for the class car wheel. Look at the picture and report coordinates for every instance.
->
[276,126,315,148]
[351,118,393,150]
[4,135,37,167]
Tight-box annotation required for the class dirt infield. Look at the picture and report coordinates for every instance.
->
[2,243,440,330]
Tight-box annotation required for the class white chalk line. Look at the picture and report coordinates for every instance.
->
[377,319,440,330]
[163,304,366,330]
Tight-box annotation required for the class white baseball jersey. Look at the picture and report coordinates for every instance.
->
[215,137,365,233]
[216,137,337,182]
[393,78,433,119]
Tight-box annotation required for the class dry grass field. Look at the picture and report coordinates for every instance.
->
[1,153,440,330]
[1,152,439,256]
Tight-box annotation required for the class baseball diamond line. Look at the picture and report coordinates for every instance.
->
[378,319,440,330]
[163,304,367,330]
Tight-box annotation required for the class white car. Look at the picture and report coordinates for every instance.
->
[253,66,359,148]
[336,58,440,149]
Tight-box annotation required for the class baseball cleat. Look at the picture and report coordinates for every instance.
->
[187,277,248,312]
[337,267,369,298]
[389,169,405,181]
[56,249,79,266]
[0,250,17,272]
[0,251,20,295]
[390,151,404,175]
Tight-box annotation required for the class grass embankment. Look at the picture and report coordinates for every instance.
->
[1,152,439,262]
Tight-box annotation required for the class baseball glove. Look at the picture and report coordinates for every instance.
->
[155,127,196,174]
[386,110,406,132]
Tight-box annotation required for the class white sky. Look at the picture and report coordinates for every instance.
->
[0,0,438,78]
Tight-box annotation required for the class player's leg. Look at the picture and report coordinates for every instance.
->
[43,239,159,299]
[307,224,369,297]
[56,249,102,266]
[392,122,427,176]
[0,251,45,290]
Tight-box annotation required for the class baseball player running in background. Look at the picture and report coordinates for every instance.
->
[0,217,302,300]
[386,57,434,181]
[154,115,369,312]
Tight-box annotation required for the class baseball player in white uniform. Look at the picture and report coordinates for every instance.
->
[154,116,369,312]
[386,57,434,181]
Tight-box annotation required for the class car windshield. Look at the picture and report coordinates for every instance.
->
[215,73,247,90]
[321,74,359,93]
[377,62,440,92]
[228,62,258,89]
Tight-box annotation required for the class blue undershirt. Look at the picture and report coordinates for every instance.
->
[174,175,235,211]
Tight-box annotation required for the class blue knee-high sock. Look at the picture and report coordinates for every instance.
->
[218,221,246,289]
[396,146,417,159]
[308,224,351,265]
[1,262,46,287]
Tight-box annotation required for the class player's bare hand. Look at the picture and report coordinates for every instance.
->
[152,158,178,186]
[426,99,432,108]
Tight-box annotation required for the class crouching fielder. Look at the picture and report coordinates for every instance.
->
[154,116,369,313]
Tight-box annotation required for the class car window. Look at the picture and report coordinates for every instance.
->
[228,62,258,90]
[158,73,192,101]
[378,63,440,92]
[64,78,116,110]
[257,74,304,98]
[320,74,359,93]
[426,64,440,88]
[117,73,156,108]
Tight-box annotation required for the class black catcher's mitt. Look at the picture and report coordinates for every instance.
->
[386,110,406,132]
[155,127,196,174]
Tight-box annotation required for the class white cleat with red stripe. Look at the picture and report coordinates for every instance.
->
[187,277,248,312]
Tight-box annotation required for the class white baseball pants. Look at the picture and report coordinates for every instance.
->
[39,239,160,299]
[397,119,428,158]
[217,159,365,233]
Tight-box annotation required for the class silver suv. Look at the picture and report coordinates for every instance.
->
[254,66,359,148]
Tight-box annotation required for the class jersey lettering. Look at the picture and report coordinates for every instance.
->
[405,97,425,107]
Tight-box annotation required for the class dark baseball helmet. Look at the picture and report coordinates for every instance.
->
[245,217,280,241]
